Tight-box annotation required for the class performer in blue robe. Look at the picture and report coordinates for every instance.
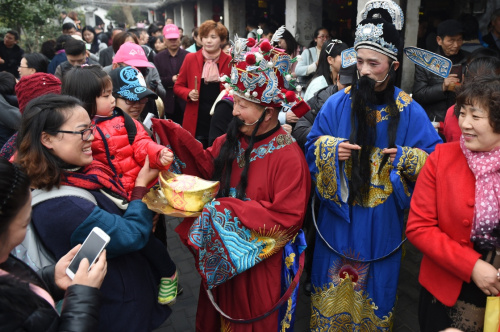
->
[305,1,442,329]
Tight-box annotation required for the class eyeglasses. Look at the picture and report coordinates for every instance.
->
[119,97,148,105]
[55,124,96,141]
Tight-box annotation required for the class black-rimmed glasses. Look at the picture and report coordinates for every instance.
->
[55,124,96,141]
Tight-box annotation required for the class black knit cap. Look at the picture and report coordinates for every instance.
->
[354,17,400,61]
[437,19,464,38]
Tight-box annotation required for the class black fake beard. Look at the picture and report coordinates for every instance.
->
[348,68,399,206]
[212,114,265,199]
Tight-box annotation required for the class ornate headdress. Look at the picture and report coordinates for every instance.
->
[220,26,310,117]
[357,0,404,31]
[353,0,403,61]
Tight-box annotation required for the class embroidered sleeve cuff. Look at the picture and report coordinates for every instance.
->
[313,136,347,206]
[392,145,428,182]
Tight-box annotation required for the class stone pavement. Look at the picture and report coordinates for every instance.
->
[154,217,422,332]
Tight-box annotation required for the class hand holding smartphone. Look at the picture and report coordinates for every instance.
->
[66,227,110,280]
[449,64,463,83]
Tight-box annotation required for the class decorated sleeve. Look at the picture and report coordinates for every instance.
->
[186,147,310,289]
[305,98,350,221]
[151,118,217,178]
[389,100,442,209]
[390,145,429,209]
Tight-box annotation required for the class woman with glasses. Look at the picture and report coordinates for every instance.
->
[61,65,173,196]
[62,65,181,305]
[295,27,330,89]
[18,53,49,78]
[302,39,348,102]
[15,93,173,331]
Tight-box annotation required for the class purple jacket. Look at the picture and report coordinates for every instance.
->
[154,49,188,116]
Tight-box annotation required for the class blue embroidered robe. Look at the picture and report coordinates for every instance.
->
[305,87,442,330]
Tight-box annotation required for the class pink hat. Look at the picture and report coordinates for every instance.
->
[113,42,154,68]
[163,24,180,39]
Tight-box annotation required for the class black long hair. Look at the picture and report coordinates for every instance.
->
[280,29,299,56]
[348,62,399,206]
[82,25,100,54]
[312,39,348,86]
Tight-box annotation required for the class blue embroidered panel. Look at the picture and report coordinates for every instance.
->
[236,134,295,167]
[341,48,357,68]
[404,47,452,78]
[188,201,267,289]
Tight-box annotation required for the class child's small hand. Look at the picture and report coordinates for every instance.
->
[160,148,174,166]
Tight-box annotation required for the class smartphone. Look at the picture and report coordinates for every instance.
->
[66,227,110,280]
[449,64,463,83]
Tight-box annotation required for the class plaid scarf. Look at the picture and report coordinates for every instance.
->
[61,160,129,200]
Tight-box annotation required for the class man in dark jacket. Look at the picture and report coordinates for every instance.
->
[154,24,188,124]
[54,37,100,80]
[413,19,469,124]
[483,9,500,51]
[98,27,124,67]
[0,30,24,78]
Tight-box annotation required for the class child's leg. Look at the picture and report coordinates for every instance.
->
[142,234,179,305]
[141,234,176,277]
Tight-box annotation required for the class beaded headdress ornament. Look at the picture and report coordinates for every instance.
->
[220,26,310,117]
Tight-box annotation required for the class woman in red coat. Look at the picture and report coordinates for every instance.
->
[407,76,500,332]
[173,20,231,148]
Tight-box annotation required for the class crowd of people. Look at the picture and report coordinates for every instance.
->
[0,0,500,331]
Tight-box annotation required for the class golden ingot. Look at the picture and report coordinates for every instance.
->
[159,172,220,212]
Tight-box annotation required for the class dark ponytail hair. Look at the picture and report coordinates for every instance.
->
[0,159,31,238]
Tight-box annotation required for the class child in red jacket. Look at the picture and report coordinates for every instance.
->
[62,65,179,305]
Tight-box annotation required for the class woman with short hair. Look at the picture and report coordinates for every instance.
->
[174,19,232,148]
[407,76,500,331]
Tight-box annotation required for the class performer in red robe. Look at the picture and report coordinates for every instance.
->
[153,28,311,331]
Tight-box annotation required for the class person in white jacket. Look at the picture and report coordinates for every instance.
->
[295,27,330,87]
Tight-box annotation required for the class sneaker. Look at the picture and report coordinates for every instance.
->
[158,271,178,305]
